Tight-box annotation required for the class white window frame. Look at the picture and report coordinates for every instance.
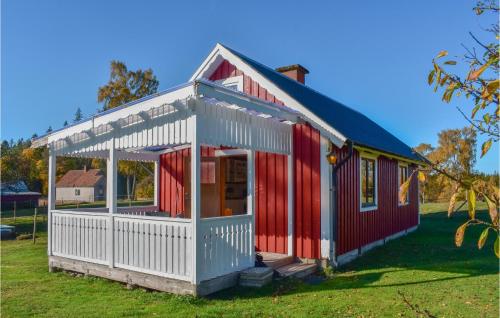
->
[75,188,81,196]
[359,153,378,212]
[215,75,243,92]
[398,162,410,206]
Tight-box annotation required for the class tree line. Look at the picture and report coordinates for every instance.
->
[415,127,498,204]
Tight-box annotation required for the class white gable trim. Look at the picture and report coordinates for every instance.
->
[190,43,347,148]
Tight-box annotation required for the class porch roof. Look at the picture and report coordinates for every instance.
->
[32,80,306,156]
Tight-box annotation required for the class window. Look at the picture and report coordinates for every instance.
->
[75,189,80,196]
[398,164,409,205]
[216,75,243,92]
[360,156,377,211]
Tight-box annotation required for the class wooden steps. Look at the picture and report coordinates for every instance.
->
[239,267,274,287]
[239,253,318,287]
[260,252,294,269]
[275,263,317,279]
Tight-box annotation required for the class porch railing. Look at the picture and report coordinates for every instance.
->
[50,210,253,283]
[51,210,192,281]
[113,214,192,280]
[198,214,253,281]
[52,210,109,265]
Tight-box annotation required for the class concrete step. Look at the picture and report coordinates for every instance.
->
[259,252,294,270]
[275,263,317,279]
[239,267,274,287]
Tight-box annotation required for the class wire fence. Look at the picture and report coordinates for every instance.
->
[0,196,154,242]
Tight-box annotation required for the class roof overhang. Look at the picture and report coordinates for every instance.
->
[354,144,427,166]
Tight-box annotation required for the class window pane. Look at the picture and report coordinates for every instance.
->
[361,158,376,208]
[399,165,409,204]
[361,159,367,204]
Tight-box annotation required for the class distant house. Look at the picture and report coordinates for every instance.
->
[1,181,41,210]
[56,168,106,203]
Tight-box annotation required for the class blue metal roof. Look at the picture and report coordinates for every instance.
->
[222,45,422,162]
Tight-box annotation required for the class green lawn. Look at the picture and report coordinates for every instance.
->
[1,203,498,317]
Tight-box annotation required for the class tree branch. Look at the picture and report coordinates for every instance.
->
[469,31,496,55]
[456,107,500,138]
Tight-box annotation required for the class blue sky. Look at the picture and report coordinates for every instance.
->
[2,0,498,173]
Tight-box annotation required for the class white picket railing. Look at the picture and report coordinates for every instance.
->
[51,210,109,265]
[51,210,254,283]
[50,210,192,281]
[113,215,192,280]
[198,214,254,281]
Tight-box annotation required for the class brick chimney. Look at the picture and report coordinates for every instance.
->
[275,64,309,84]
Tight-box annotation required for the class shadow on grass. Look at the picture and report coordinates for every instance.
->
[209,209,498,301]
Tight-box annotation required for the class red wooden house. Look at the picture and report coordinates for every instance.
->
[184,44,423,265]
[35,43,423,295]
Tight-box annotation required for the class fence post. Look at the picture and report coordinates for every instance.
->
[13,201,16,225]
[33,208,38,244]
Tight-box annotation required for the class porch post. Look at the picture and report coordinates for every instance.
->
[320,136,332,260]
[47,149,56,256]
[247,150,255,259]
[287,152,294,257]
[154,158,160,208]
[106,138,117,268]
[190,115,201,284]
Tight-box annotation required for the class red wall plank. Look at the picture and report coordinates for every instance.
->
[254,151,288,254]
[159,148,190,215]
[293,124,321,259]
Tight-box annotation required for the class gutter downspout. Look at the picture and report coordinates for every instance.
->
[329,140,353,266]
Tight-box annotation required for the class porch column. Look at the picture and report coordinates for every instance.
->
[247,150,255,259]
[107,138,117,268]
[154,158,160,208]
[47,149,56,256]
[320,136,332,260]
[190,115,201,284]
[287,153,294,256]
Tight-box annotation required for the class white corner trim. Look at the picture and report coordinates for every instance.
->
[320,136,332,259]
[359,153,378,213]
[189,44,347,148]
[189,45,224,82]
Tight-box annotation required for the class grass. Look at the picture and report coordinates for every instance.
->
[1,202,498,317]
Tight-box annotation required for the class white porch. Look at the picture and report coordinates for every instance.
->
[42,80,302,295]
